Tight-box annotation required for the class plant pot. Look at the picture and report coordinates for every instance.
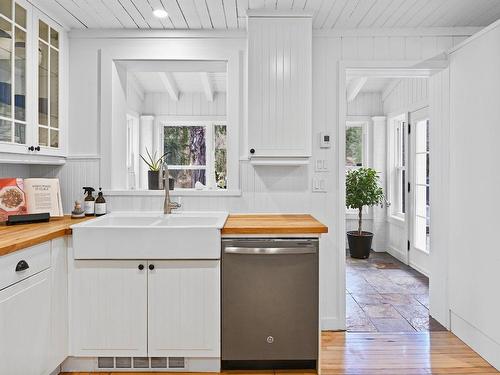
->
[148,170,160,190]
[347,231,373,259]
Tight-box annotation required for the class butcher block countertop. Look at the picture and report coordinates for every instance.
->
[221,214,328,235]
[0,216,92,257]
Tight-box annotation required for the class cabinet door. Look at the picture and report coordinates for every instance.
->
[247,17,312,158]
[33,9,66,156]
[47,237,67,373]
[70,260,147,356]
[0,270,50,375]
[148,260,220,357]
[0,0,32,155]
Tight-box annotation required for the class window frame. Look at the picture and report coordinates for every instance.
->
[155,117,228,191]
[345,118,370,216]
[387,113,407,222]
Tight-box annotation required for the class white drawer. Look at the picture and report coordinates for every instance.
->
[0,242,51,290]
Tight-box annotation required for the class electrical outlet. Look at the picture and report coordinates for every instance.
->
[312,177,327,192]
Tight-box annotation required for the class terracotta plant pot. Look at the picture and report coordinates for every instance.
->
[347,231,373,259]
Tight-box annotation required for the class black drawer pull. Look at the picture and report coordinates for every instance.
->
[34,146,41,151]
[15,260,29,272]
[138,264,144,270]
[149,264,155,271]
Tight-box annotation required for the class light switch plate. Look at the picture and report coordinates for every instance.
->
[315,159,328,172]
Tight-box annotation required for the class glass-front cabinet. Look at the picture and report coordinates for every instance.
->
[0,0,65,159]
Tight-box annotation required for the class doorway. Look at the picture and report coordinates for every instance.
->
[342,68,446,333]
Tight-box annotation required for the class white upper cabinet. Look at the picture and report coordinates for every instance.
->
[247,12,312,160]
[0,0,66,161]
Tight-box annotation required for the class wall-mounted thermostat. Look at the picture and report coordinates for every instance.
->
[320,132,331,148]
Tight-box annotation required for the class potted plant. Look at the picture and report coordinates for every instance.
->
[140,148,167,190]
[346,168,385,259]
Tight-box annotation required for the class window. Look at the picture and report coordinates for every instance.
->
[161,121,227,190]
[389,114,407,218]
[413,118,430,252]
[0,0,27,145]
[345,121,367,169]
[38,19,59,148]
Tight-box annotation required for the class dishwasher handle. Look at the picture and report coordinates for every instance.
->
[224,246,316,255]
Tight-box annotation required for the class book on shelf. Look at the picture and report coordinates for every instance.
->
[0,178,63,221]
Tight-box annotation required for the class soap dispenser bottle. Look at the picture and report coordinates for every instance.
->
[95,188,107,216]
[83,187,95,216]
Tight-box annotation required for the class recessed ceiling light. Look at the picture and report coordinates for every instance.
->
[153,9,168,18]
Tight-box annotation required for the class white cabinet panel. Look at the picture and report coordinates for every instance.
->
[0,270,51,375]
[70,260,147,356]
[247,15,312,158]
[47,237,68,373]
[148,260,220,357]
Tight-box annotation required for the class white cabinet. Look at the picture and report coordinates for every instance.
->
[0,0,66,161]
[70,259,220,359]
[0,269,51,375]
[70,260,148,357]
[247,12,312,159]
[148,260,220,357]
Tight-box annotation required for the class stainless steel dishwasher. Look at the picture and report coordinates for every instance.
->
[222,238,319,370]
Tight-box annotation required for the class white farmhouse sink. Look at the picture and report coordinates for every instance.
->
[71,211,228,260]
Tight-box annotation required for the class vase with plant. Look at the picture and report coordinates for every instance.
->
[140,148,167,190]
[345,167,385,259]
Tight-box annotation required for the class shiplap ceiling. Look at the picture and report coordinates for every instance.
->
[43,0,500,30]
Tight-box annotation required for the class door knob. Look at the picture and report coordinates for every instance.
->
[28,146,34,151]
[149,264,155,271]
[250,148,255,154]
[34,146,41,151]
[138,264,144,270]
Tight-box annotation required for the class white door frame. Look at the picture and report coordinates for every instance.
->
[408,107,431,276]
[338,60,447,331]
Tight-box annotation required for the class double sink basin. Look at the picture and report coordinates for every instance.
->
[71,211,228,259]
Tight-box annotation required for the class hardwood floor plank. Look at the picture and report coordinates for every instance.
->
[61,331,498,375]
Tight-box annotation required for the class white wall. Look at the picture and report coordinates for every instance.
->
[447,22,500,369]
[57,30,472,331]
[143,92,226,116]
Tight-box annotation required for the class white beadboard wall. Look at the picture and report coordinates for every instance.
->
[0,164,30,178]
[143,92,226,116]
[19,30,472,331]
[347,92,384,117]
[383,77,429,115]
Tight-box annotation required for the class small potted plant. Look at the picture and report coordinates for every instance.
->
[140,148,167,190]
[346,168,385,259]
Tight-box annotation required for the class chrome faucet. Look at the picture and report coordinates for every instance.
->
[162,163,181,214]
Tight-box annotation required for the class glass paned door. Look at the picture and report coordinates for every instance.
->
[0,0,27,145]
[408,108,430,275]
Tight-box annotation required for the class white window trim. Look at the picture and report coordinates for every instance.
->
[154,116,231,191]
[387,113,407,221]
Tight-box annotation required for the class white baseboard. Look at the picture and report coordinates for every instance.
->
[387,245,407,264]
[450,312,500,370]
[321,316,345,331]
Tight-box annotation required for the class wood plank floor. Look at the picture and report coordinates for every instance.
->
[62,331,498,375]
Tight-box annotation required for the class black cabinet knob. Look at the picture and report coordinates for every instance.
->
[149,264,155,271]
[34,146,41,151]
[15,260,29,272]
[28,146,34,151]
[250,148,255,154]
[138,264,144,270]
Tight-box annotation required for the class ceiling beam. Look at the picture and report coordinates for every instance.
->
[199,72,214,102]
[346,77,367,102]
[158,72,179,101]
